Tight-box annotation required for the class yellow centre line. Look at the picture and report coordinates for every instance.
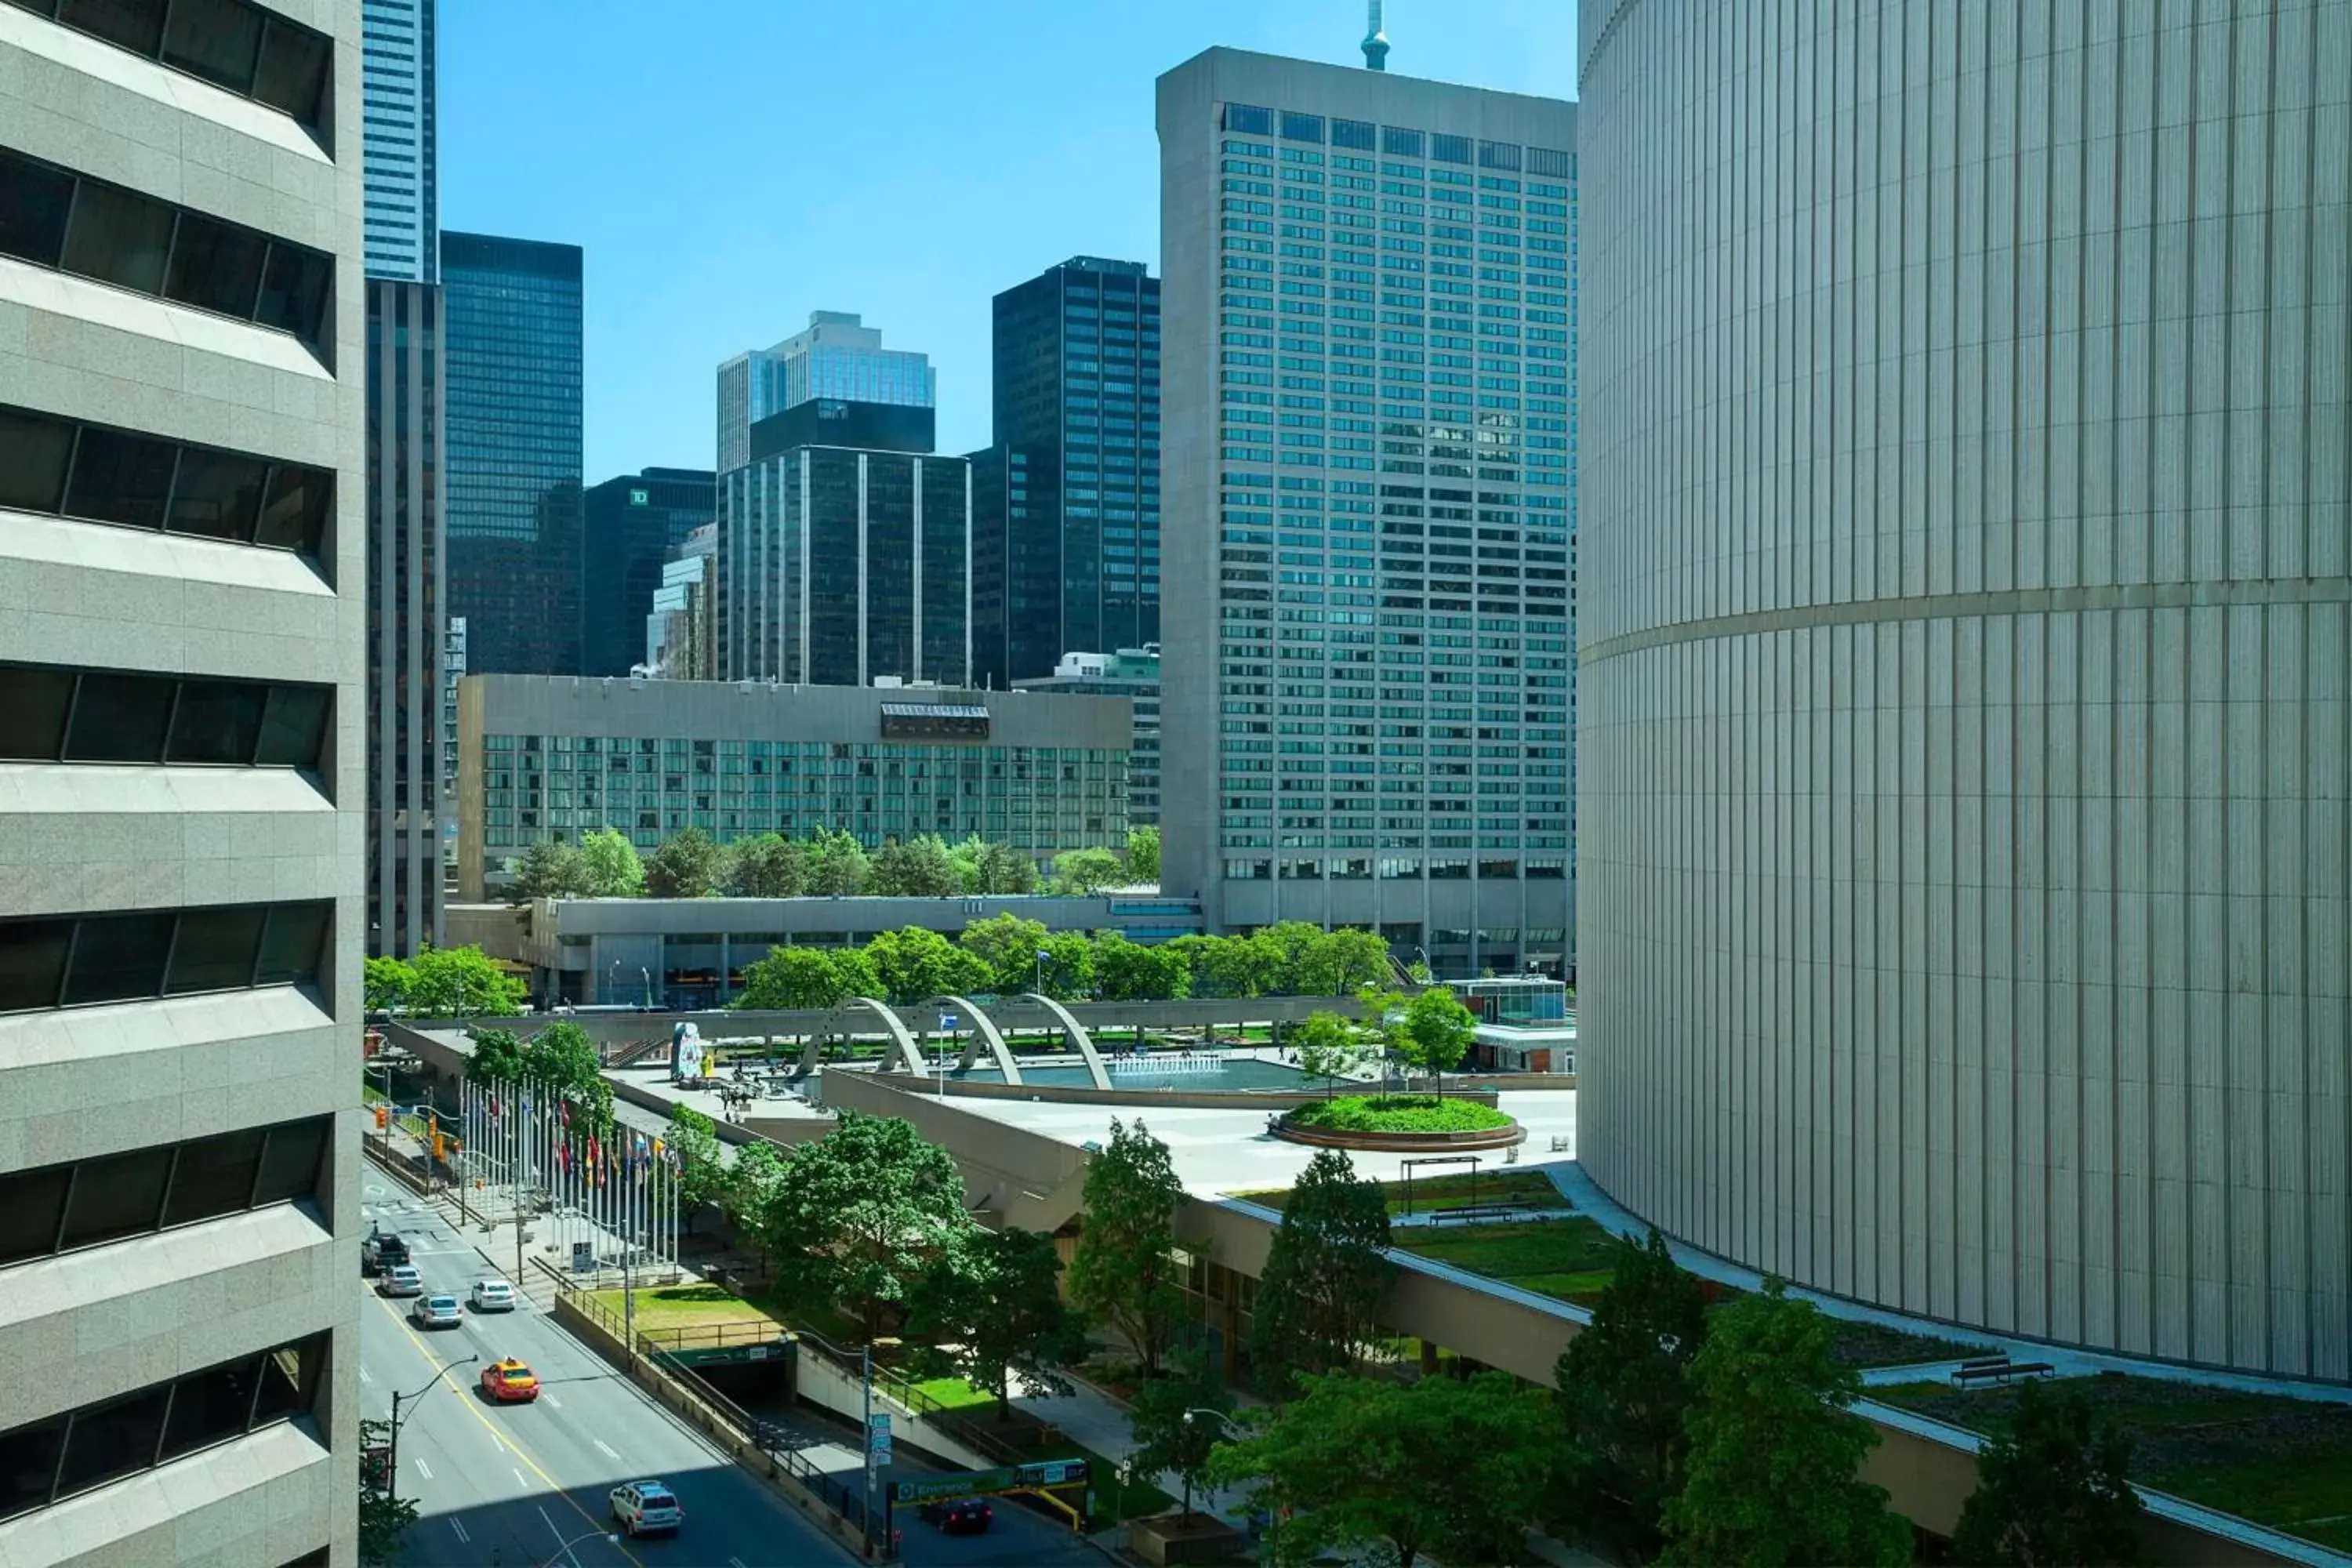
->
[372,1294,645,1568]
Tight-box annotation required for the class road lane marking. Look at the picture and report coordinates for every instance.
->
[516,1468,530,1488]
[543,1392,563,1408]
[369,1293,646,1568]
[359,1365,372,1383]
[450,1519,470,1544]
[593,1438,619,1460]
[414,1458,432,1481]
[730,1558,749,1568]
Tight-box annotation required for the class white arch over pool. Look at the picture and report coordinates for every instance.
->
[1014,993,1111,1091]
[798,997,926,1076]
[924,996,1022,1085]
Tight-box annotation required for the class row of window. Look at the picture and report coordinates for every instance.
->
[0,900,332,1015]
[3,0,331,132]
[0,402,333,558]
[0,662,330,769]
[0,149,334,357]
[0,1116,329,1269]
[0,1333,327,1524]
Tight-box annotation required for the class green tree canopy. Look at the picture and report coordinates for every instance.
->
[1661,1279,1911,1567]
[1248,1149,1393,1396]
[408,946,524,1017]
[735,945,857,1010]
[755,1111,970,1338]
[1125,824,1160,883]
[645,826,724,898]
[506,837,595,903]
[1552,1228,1709,1564]
[806,826,872,895]
[1206,1370,1552,1568]
[1093,931,1190,1001]
[976,841,1037,894]
[959,913,1052,996]
[358,1417,419,1566]
[1171,931,1285,998]
[1068,1118,1189,1375]
[1051,845,1124,895]
[577,828,646,897]
[1127,1347,1230,1522]
[1401,985,1478,1095]
[1313,927,1396,993]
[1951,1377,2145,1567]
[363,955,414,1013]
[725,1138,788,1272]
[1291,1010,1363,1095]
[907,1225,1086,1421]
[1033,930,1097,1000]
[521,1019,614,1126]
[944,834,993,893]
[865,926,992,1005]
[724,833,807,898]
[870,833,964,897]
[665,1104,729,1224]
[467,1027,526,1081]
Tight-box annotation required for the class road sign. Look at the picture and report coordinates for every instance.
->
[938,1013,957,1031]
[888,1457,1089,1508]
[572,1240,594,1273]
[866,1412,892,1462]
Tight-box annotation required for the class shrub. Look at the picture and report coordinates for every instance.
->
[1286,1094,1513,1134]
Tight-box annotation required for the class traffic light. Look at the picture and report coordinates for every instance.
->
[432,1133,446,1162]
[374,1105,390,1131]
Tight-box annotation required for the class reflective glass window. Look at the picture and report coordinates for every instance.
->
[252,21,328,125]
[55,0,162,56]
[164,211,268,318]
[252,1118,328,1205]
[159,1353,263,1461]
[162,1127,266,1227]
[59,910,176,1004]
[162,903,266,993]
[254,244,331,347]
[60,180,174,296]
[254,684,331,767]
[160,0,264,96]
[255,462,330,553]
[0,666,74,760]
[0,1415,67,1524]
[62,671,174,762]
[57,1145,172,1248]
[166,447,268,542]
[0,1163,70,1266]
[0,151,73,269]
[165,680,267,765]
[249,1334,325,1425]
[253,902,330,986]
[0,919,71,1012]
[64,426,178,532]
[53,1383,172,1498]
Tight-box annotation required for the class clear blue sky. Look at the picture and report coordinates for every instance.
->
[440,1,1577,479]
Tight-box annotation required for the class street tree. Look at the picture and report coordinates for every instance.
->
[870,833,965,897]
[908,1225,1086,1421]
[756,1111,970,1338]
[865,926,992,1006]
[1125,825,1161,882]
[735,946,852,1010]
[1173,931,1284,998]
[1951,1377,2145,1567]
[724,833,808,898]
[805,826,872,895]
[1051,845,1124,895]
[407,946,524,1016]
[1290,1011,1363,1096]
[1033,931,1097,999]
[1552,1227,1709,1563]
[1400,985,1478,1096]
[1127,1347,1230,1521]
[358,1417,419,1566]
[467,1027,527,1082]
[577,827,646,897]
[1318,927,1396,993]
[1093,931,1190,1001]
[1661,1278,1911,1567]
[976,841,1037,894]
[1248,1149,1393,1396]
[521,1019,615,1127]
[958,913,1052,996]
[1257,921,1328,991]
[664,1104,728,1229]
[1206,1369,1552,1568]
[363,955,414,1013]
[945,833,993,893]
[506,837,595,903]
[725,1138,788,1275]
[645,826,724,898]
[1068,1118,1189,1375]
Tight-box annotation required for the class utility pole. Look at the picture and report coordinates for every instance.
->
[388,1356,477,1504]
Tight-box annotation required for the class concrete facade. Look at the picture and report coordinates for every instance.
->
[1154,47,1577,978]
[1576,0,2352,1379]
[0,1,365,1559]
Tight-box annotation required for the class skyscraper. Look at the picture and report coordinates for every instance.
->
[361,0,436,281]
[443,230,586,677]
[716,310,935,473]
[1156,46,1576,978]
[582,466,716,677]
[0,1,362,1557]
[978,257,1161,685]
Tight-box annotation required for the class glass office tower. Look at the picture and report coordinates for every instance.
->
[361,0,435,281]
[1156,49,1575,975]
[443,230,586,676]
[716,311,935,472]
[582,466,717,677]
[981,257,1161,684]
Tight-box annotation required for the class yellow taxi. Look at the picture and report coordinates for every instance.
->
[479,1357,540,1404]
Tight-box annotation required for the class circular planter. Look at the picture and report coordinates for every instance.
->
[1272,1116,1526,1153]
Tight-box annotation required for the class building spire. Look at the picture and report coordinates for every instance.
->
[1363,0,1390,70]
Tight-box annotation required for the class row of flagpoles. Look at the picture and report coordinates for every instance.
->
[457,1078,682,1283]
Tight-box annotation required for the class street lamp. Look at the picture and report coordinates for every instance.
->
[388,1355,478,1504]
[537,1528,619,1568]
[784,1329,901,1550]
[1035,948,1051,995]
[607,958,621,1004]
[641,966,653,1008]
[1178,1409,1245,1521]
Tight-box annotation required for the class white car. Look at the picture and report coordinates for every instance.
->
[469,1279,517,1312]
[608,1479,684,1538]
[377,1264,423,1298]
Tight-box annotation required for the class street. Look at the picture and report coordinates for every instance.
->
[359,1182,1101,1568]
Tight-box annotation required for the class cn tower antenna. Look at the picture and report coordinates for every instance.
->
[1363,0,1390,70]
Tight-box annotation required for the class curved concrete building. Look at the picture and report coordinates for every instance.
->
[1576,0,2351,1378]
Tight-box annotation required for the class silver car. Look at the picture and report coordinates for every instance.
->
[410,1294,462,1329]
[377,1264,424,1298]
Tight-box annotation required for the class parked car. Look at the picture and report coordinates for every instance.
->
[479,1359,539,1403]
[469,1279,517,1312]
[361,1228,409,1278]
[377,1264,424,1298]
[410,1294,463,1329]
[919,1498,993,1535]
[608,1479,684,1538]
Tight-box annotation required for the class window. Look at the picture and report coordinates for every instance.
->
[1332,118,1376,151]
[13,0,332,134]
[1279,111,1324,143]
[0,151,335,357]
[1223,103,1273,135]
[0,1115,325,1267]
[0,663,331,768]
[0,1332,328,1524]
[0,900,332,1014]
[0,404,334,559]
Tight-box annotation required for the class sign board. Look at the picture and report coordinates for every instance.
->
[629,487,650,506]
[572,1240,594,1273]
[888,1458,1088,1508]
[938,1013,957,1032]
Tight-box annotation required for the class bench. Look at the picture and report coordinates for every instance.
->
[1430,1203,1520,1224]
[1950,1356,2056,1387]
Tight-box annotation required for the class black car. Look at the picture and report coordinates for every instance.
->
[918,1498,993,1535]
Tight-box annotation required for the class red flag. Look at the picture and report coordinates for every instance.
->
[488,1092,501,1120]
[556,1142,568,1172]
[559,1099,571,1128]
[588,1132,601,1167]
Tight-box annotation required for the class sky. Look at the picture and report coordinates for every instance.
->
[439,0,1577,480]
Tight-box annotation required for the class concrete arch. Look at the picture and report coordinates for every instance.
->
[799,997,925,1076]
[1016,993,1111,1091]
[922,996,1022,1085]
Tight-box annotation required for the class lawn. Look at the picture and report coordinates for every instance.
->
[590,1282,784,1332]
[1240,1168,1568,1217]
[1287,1094,1513,1134]
[1873,1372,2352,1552]
[1390,1217,1622,1302]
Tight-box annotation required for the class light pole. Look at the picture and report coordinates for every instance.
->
[536,1528,619,1567]
[1178,1408,1245,1521]
[388,1355,477,1504]
[786,1328,900,1550]
[641,966,653,1008]
[608,959,621,1004]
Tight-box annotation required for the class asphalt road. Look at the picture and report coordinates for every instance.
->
[358,1188,1100,1568]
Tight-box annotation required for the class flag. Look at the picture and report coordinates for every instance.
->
[488,1092,501,1120]
[653,1137,666,1160]
[559,1099,571,1128]
[556,1142,568,1172]
[588,1133,601,1167]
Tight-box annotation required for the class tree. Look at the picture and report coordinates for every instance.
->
[870,833,965,897]
[945,833,993,893]
[467,1027,527,1082]
[1315,927,1395,993]
[726,1138,788,1274]
[724,832,807,898]
[1051,845,1124,895]
[666,1104,729,1229]
[756,1111,970,1338]
[1126,824,1161,883]
[1400,985,1478,1097]
[908,1225,1087,1421]
[865,926,992,1005]
[1127,1347,1229,1522]
[523,1019,613,1127]
[506,837,595,903]
[735,946,855,1010]
[959,913,1052,996]
[806,826,872,895]
[1553,1228,1710,1564]
[1093,931,1190,1001]
[977,841,1037,894]
[1951,1377,2145,1567]
[1034,930,1097,1000]
[645,826,724,898]
[1068,1119,1188,1375]
[1206,1370,1552,1568]
[577,827,646,897]
[363,955,414,1013]
[358,1417,418,1567]
[407,946,524,1017]
[1173,931,1284,999]
[1290,1010,1363,1096]
[1248,1149,1392,1396]
[1661,1279,1911,1567]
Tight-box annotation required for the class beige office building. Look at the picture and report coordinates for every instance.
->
[0,0,365,1559]
[1577,0,2352,1378]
